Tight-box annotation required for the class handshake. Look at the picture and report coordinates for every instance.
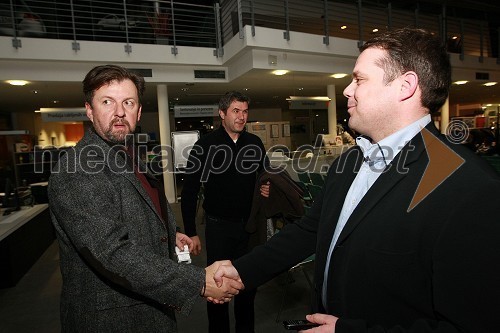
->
[203,260,243,304]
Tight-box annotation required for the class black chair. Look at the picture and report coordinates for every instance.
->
[307,184,322,201]
[297,172,312,184]
[275,254,315,322]
[309,172,325,186]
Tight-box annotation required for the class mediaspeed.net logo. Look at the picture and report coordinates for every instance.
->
[407,120,467,212]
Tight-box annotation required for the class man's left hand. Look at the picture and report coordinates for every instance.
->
[300,313,338,332]
[176,232,194,252]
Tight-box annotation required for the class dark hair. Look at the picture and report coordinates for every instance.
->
[82,64,145,106]
[360,28,451,113]
[218,91,250,113]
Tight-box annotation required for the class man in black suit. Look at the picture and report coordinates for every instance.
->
[213,28,500,332]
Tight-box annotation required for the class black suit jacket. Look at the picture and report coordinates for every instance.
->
[234,123,500,332]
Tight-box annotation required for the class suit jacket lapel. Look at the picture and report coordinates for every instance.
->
[335,128,428,246]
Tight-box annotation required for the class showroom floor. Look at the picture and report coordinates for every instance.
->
[0,202,315,333]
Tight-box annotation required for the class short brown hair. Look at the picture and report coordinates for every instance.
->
[83,65,145,106]
[361,28,451,113]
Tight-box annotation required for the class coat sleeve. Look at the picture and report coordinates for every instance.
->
[49,167,205,315]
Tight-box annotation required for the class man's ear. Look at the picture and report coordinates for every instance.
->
[400,71,418,101]
[219,110,225,120]
[85,102,94,123]
[137,105,142,122]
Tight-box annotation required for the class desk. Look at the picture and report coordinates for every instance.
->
[0,204,54,288]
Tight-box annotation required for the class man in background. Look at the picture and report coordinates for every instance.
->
[181,91,269,333]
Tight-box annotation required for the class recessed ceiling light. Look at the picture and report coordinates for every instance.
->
[272,70,288,76]
[453,80,468,85]
[341,25,347,30]
[331,73,348,79]
[483,82,498,87]
[7,80,29,86]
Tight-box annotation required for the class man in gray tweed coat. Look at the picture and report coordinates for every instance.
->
[49,64,243,332]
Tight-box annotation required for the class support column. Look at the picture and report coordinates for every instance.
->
[157,84,176,203]
[327,84,337,136]
[440,97,450,134]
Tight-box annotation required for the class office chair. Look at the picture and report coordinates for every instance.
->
[308,172,325,186]
[275,254,315,322]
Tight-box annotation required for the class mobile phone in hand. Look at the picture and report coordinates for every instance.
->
[283,319,320,330]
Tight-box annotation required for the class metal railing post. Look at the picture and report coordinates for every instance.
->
[70,0,80,52]
[357,0,363,48]
[387,3,392,31]
[123,0,131,54]
[213,2,224,58]
[479,22,484,63]
[250,0,255,37]
[171,0,178,55]
[9,0,21,48]
[237,0,244,39]
[323,0,329,45]
[283,0,290,41]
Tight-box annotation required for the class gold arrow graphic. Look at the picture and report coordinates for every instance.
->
[408,128,465,212]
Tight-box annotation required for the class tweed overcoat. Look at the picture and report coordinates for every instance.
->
[49,129,205,332]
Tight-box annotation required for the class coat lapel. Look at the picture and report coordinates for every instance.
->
[335,128,427,246]
[85,130,166,226]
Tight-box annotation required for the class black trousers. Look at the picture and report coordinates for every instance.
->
[205,214,256,333]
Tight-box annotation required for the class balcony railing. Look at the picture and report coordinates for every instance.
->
[1,0,498,62]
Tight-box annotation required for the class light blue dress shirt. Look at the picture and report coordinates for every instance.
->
[321,115,431,311]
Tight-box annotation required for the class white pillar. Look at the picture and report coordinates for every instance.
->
[440,97,450,134]
[157,84,176,203]
[327,85,337,136]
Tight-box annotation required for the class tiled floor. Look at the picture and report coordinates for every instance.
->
[0,203,314,333]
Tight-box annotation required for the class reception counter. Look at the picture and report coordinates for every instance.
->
[0,204,54,288]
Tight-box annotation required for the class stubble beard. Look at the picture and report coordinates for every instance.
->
[104,118,133,144]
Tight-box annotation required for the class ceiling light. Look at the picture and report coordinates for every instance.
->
[272,70,288,76]
[331,73,348,79]
[341,25,347,30]
[372,28,379,33]
[287,96,331,101]
[7,80,29,86]
[483,82,498,87]
[453,80,468,85]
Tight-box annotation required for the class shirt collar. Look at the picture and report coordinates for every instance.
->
[356,114,431,165]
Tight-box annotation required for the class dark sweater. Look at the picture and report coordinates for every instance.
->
[181,126,268,237]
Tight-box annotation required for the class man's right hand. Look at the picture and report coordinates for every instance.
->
[189,236,202,256]
[203,260,244,303]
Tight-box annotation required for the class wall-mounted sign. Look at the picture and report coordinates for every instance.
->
[39,108,88,122]
[174,105,218,118]
[288,100,329,109]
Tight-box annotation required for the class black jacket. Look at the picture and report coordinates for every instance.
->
[235,123,500,332]
[181,126,268,236]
